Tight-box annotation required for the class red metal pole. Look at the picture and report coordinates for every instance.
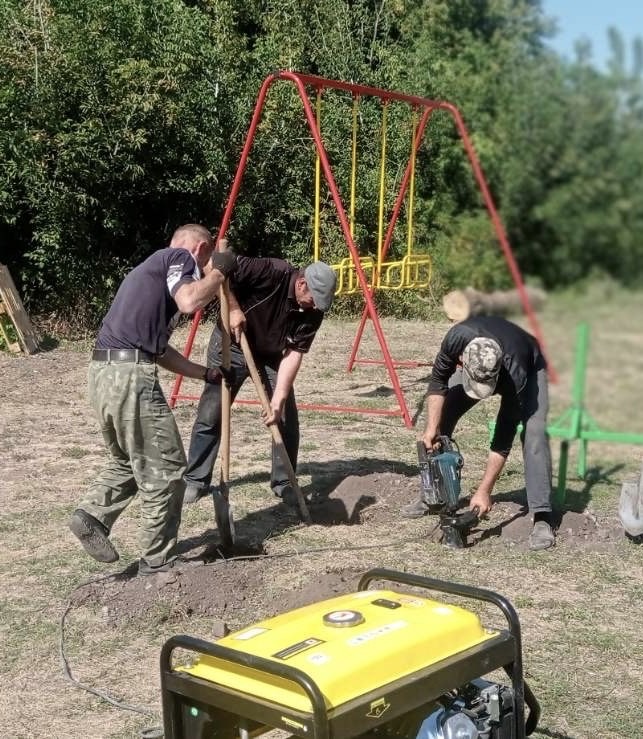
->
[169,307,202,408]
[440,102,557,382]
[347,106,433,372]
[216,74,278,243]
[280,71,413,427]
[170,74,280,408]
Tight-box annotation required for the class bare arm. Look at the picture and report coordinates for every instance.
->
[262,349,304,426]
[468,451,506,515]
[157,344,219,382]
[422,393,446,448]
[173,267,227,315]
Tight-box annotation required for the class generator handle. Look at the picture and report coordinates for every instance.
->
[522,677,541,735]
[358,568,528,738]
[160,634,330,739]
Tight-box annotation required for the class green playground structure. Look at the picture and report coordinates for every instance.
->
[491,322,643,508]
[548,322,643,506]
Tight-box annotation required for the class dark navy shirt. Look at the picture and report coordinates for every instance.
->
[96,247,199,355]
[228,256,324,360]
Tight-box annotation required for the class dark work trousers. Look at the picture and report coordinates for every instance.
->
[440,365,552,514]
[184,327,299,494]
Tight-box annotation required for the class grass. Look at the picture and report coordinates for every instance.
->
[1,281,643,737]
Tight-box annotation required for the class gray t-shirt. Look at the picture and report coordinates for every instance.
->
[96,247,199,355]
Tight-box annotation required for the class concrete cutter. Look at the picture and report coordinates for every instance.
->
[417,436,480,548]
[160,568,540,738]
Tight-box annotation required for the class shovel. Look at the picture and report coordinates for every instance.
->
[213,247,235,547]
[239,332,312,524]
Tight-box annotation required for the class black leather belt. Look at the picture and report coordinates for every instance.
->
[92,349,156,363]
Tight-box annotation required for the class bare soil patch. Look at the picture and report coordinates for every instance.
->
[2,300,643,738]
[68,470,624,626]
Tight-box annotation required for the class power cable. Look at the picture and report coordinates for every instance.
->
[60,523,439,737]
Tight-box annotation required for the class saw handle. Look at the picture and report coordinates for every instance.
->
[452,507,480,530]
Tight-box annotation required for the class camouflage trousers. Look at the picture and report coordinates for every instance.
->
[79,361,186,570]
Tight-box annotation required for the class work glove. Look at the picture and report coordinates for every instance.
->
[210,250,237,278]
[217,364,237,388]
[204,365,236,388]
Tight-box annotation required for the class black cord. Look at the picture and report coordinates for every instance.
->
[59,570,159,717]
[60,523,439,736]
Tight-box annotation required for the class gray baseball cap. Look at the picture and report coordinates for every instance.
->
[304,261,337,312]
[461,337,503,399]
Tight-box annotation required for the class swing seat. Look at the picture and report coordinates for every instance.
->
[331,253,432,295]
[379,253,432,290]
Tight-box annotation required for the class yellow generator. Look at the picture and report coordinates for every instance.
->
[160,569,540,739]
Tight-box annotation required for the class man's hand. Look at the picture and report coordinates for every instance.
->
[422,427,440,450]
[203,366,237,388]
[218,365,237,388]
[261,397,284,426]
[229,307,246,343]
[210,250,237,277]
[469,489,492,517]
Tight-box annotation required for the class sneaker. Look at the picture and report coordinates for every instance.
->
[69,509,119,563]
[400,499,431,519]
[529,520,555,551]
[184,484,208,505]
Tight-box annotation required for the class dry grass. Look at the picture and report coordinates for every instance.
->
[1,280,642,738]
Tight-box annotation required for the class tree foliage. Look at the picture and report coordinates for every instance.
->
[0,0,642,324]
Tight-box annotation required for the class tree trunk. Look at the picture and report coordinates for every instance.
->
[442,286,546,322]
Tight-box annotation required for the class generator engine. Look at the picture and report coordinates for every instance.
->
[377,679,516,739]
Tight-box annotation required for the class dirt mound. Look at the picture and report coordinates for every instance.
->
[70,472,627,628]
[70,560,363,627]
[310,471,419,524]
[469,500,621,549]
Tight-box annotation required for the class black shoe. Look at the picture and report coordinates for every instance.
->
[138,558,177,576]
[400,499,431,519]
[274,485,308,508]
[69,509,119,563]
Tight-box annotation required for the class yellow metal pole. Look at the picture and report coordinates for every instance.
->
[350,95,359,240]
[376,102,388,287]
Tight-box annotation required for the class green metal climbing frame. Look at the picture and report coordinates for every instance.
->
[490,322,643,508]
[548,322,643,507]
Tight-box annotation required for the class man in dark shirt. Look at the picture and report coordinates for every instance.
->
[68,224,237,574]
[183,256,337,507]
[402,316,555,550]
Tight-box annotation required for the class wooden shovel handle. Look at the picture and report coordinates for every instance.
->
[218,242,231,487]
[239,332,311,524]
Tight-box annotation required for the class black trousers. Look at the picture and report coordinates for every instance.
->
[184,327,299,493]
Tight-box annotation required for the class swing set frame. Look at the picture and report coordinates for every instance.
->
[169,71,549,428]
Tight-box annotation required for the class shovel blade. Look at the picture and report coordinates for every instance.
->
[213,484,236,547]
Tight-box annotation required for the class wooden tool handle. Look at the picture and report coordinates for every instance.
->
[239,332,312,524]
[218,241,231,487]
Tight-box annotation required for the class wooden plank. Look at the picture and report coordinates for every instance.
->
[0,304,21,353]
[0,264,40,354]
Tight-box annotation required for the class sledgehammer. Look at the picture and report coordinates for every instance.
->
[239,332,312,524]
